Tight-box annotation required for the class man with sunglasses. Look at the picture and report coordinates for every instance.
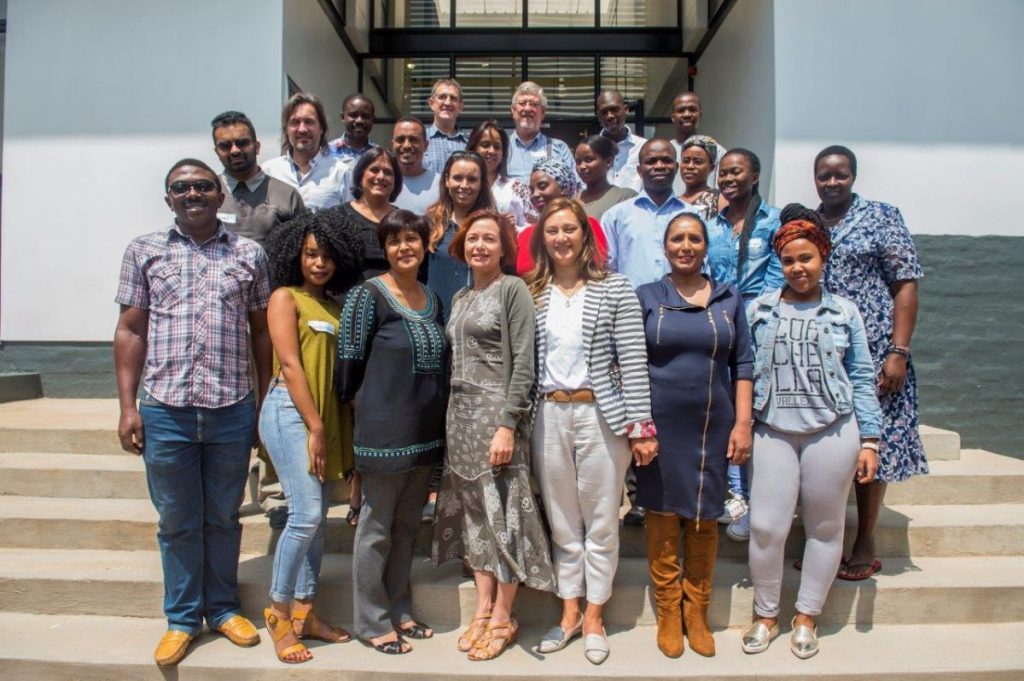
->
[211,111,304,248]
[114,159,272,667]
[505,81,577,184]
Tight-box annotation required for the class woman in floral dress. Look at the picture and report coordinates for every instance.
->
[814,145,927,581]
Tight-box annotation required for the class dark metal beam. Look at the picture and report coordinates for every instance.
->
[316,0,361,64]
[691,0,738,64]
[370,28,686,57]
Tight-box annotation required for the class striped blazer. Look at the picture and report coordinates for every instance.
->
[534,272,653,436]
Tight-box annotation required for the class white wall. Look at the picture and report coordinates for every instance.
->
[772,0,1023,235]
[693,0,776,199]
[1,0,286,341]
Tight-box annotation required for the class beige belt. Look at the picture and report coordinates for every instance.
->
[543,388,595,403]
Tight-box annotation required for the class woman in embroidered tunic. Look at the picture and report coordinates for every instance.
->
[432,209,555,661]
[259,212,362,663]
[523,198,656,665]
[635,212,753,659]
[814,145,926,581]
[335,210,448,655]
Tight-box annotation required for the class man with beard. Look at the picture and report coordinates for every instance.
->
[264,93,348,210]
[669,91,725,195]
[391,116,439,215]
[505,81,576,184]
[211,111,304,247]
[114,159,272,667]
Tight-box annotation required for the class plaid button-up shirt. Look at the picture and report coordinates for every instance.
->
[115,223,271,409]
[422,124,469,174]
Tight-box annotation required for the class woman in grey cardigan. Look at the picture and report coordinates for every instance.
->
[523,198,658,665]
[432,209,556,661]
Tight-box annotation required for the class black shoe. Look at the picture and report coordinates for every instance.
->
[623,506,646,527]
[267,507,288,529]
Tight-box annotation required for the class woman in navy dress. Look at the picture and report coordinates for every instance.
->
[635,212,754,658]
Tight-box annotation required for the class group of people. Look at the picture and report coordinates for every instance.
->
[114,77,926,668]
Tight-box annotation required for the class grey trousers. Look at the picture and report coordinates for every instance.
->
[748,414,860,618]
[352,464,433,639]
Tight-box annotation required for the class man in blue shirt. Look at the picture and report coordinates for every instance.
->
[423,79,469,174]
[328,94,377,168]
[603,138,696,289]
[505,81,576,184]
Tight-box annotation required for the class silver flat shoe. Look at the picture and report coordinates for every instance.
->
[741,619,780,654]
[583,631,609,665]
[790,617,819,659]
[536,616,583,654]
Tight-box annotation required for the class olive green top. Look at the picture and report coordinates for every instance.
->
[272,286,353,479]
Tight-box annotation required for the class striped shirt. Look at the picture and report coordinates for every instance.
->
[422,123,469,174]
[115,224,271,408]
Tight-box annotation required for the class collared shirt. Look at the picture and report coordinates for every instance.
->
[327,133,377,167]
[505,130,577,185]
[263,150,347,211]
[602,191,696,289]
[671,136,727,195]
[708,199,784,299]
[423,123,469,174]
[600,126,646,192]
[115,223,272,409]
[218,169,305,247]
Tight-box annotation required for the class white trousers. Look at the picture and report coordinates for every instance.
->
[531,400,632,604]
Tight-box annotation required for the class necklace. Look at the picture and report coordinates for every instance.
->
[554,279,584,306]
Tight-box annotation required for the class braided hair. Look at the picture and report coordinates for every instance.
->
[779,202,825,229]
[724,148,762,280]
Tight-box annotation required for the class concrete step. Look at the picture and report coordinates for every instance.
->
[0,399,966,460]
[3,613,1021,681]
[3,447,1019,505]
[0,372,42,403]
[1,549,1021,629]
[1,495,1020,559]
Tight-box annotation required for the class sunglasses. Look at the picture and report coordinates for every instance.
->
[168,180,218,196]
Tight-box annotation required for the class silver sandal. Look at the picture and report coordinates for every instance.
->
[741,619,780,654]
[790,617,819,659]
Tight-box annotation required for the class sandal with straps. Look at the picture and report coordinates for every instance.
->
[264,607,310,664]
[397,620,433,639]
[292,608,352,643]
[469,617,519,661]
[458,613,491,652]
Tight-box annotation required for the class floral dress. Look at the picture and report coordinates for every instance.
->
[431,276,555,591]
[822,194,927,483]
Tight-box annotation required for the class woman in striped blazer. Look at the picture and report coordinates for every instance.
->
[523,197,658,665]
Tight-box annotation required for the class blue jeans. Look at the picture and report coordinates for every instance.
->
[139,392,256,634]
[728,463,749,501]
[259,385,333,603]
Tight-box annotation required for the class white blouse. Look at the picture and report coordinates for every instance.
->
[540,285,591,392]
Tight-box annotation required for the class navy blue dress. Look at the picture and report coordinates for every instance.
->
[635,276,753,522]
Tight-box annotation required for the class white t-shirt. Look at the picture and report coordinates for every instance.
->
[394,169,440,216]
[540,285,592,392]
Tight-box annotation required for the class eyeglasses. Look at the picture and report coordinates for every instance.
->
[514,98,542,110]
[168,180,218,196]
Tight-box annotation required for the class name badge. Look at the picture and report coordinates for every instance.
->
[308,320,336,335]
[748,237,764,250]
[217,212,238,225]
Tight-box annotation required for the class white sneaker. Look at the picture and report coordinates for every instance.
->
[726,514,750,542]
[718,491,748,525]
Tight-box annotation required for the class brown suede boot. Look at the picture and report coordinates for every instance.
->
[645,512,684,657]
[682,519,718,656]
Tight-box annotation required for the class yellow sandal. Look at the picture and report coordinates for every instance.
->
[469,617,519,661]
[292,608,352,643]
[457,613,491,653]
[264,608,310,664]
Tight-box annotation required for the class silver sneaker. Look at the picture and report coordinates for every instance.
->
[790,617,819,659]
[741,620,779,654]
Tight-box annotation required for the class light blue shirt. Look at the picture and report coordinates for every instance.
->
[423,124,469,174]
[602,191,696,289]
[393,169,440,216]
[505,131,577,185]
[263,150,347,211]
[708,199,784,299]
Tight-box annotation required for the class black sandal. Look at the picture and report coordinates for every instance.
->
[346,505,361,526]
[397,621,433,639]
[370,637,410,655]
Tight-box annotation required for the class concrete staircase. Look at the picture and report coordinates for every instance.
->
[0,398,1022,679]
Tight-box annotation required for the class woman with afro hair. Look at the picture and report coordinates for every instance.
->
[258,210,362,663]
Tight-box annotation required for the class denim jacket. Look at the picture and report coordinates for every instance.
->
[746,287,882,438]
[708,200,784,299]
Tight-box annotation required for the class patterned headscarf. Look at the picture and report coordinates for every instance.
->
[772,219,832,260]
[532,158,580,198]
[682,134,720,167]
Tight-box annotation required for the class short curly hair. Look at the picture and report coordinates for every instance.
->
[264,210,364,296]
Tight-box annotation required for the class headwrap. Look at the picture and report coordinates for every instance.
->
[532,158,580,198]
[772,219,832,260]
[682,134,720,167]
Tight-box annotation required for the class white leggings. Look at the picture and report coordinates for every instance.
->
[748,414,859,618]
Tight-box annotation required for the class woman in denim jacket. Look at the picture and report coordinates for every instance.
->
[741,205,881,660]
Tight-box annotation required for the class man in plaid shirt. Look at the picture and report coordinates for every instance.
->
[114,158,272,667]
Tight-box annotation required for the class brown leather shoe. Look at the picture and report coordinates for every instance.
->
[154,630,195,667]
[215,614,261,647]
